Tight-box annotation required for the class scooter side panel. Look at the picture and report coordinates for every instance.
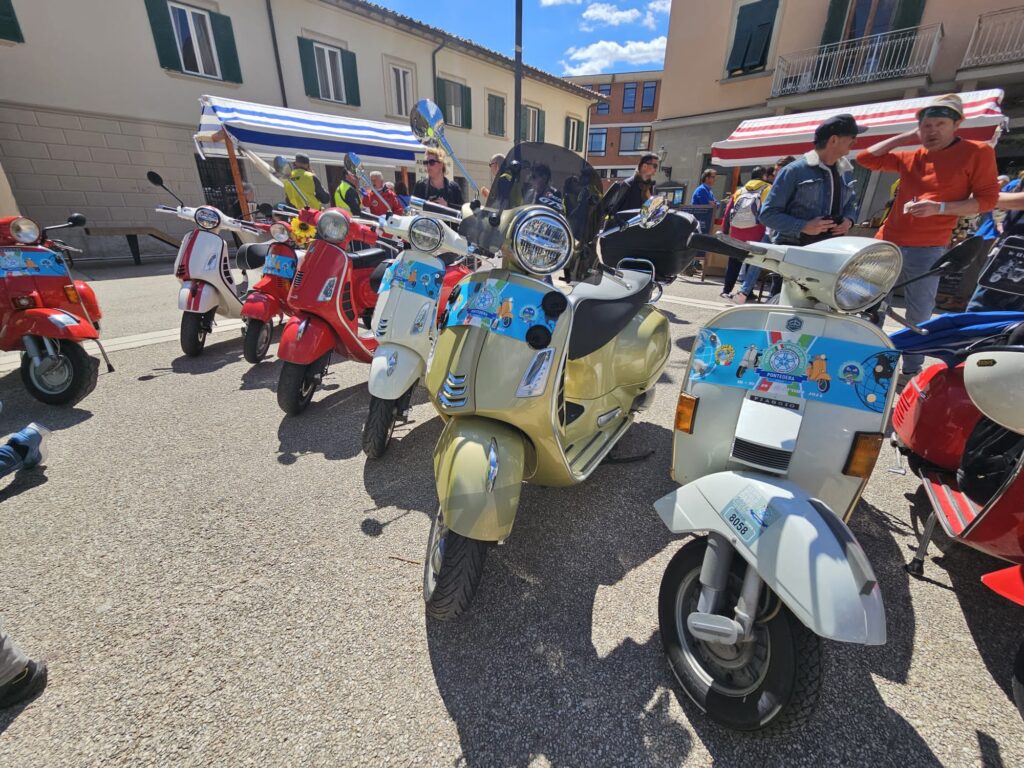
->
[654,470,886,645]
[368,343,424,401]
[278,314,338,365]
[178,281,220,314]
[434,415,526,542]
[3,307,100,342]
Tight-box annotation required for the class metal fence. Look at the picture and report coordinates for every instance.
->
[771,24,943,98]
[961,6,1024,69]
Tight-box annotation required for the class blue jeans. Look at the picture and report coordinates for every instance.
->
[897,245,945,373]
[740,266,762,296]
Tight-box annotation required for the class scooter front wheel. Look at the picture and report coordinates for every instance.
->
[20,340,98,406]
[277,357,324,415]
[659,537,822,735]
[1013,641,1024,718]
[362,395,398,459]
[423,505,489,621]
[243,319,273,364]
[180,310,213,357]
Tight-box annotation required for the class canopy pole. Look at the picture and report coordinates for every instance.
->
[215,129,249,221]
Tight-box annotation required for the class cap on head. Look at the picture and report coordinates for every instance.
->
[813,113,866,145]
[294,152,311,166]
[916,93,964,123]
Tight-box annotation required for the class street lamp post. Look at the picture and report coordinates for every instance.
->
[514,0,522,144]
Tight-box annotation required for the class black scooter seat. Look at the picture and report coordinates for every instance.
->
[348,247,391,269]
[567,269,654,360]
[235,241,271,271]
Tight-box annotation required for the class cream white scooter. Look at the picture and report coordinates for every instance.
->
[654,233,903,733]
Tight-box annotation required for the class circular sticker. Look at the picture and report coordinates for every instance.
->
[715,343,736,366]
[840,360,864,383]
[765,342,805,375]
[519,305,537,323]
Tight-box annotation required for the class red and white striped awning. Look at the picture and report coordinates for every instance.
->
[711,89,1007,167]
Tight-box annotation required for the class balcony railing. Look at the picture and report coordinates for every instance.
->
[770,24,943,99]
[961,6,1024,69]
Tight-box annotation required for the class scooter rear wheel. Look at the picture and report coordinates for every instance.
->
[423,505,488,621]
[180,310,213,357]
[1013,641,1024,719]
[20,340,98,406]
[659,537,822,735]
[243,319,273,364]
[277,357,324,415]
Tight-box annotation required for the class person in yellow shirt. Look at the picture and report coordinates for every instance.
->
[284,153,330,210]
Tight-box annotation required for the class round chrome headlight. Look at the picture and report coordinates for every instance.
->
[511,209,572,275]
[10,217,41,244]
[833,243,903,312]
[409,216,444,252]
[270,222,291,243]
[194,206,221,231]
[317,210,350,243]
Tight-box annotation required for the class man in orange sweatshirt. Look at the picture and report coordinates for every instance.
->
[857,93,1000,377]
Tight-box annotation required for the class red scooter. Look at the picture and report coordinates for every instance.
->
[0,213,113,405]
[276,208,394,414]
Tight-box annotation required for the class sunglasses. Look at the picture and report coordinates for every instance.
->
[425,159,441,166]
[646,161,659,169]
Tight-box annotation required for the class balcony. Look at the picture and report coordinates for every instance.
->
[770,24,943,100]
[961,6,1024,70]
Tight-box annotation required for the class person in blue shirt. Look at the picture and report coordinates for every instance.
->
[691,169,718,205]
[974,175,1018,240]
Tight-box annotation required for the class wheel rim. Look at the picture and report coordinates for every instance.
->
[674,563,772,697]
[423,506,447,601]
[29,348,74,394]
[299,367,317,400]
[257,322,271,356]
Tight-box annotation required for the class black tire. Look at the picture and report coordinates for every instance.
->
[19,340,98,406]
[180,310,212,357]
[1013,642,1024,719]
[362,395,398,458]
[277,357,323,415]
[243,319,272,364]
[659,537,822,735]
[423,505,489,621]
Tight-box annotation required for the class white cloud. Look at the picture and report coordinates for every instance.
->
[642,0,671,30]
[560,36,667,75]
[540,0,582,6]
[580,3,642,32]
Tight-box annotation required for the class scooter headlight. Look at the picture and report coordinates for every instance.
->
[834,244,903,312]
[511,208,572,275]
[194,206,222,231]
[270,222,291,243]
[10,217,41,244]
[409,217,444,253]
[317,210,350,243]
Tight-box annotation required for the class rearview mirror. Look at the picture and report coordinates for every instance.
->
[410,99,445,148]
[67,213,87,228]
[640,195,669,229]
[146,171,164,187]
[933,236,989,275]
[344,152,362,174]
[272,155,292,179]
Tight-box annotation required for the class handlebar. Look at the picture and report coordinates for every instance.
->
[409,196,462,220]
[153,204,263,235]
[689,233,754,261]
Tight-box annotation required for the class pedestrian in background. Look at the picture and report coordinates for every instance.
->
[691,168,718,206]
[719,166,770,299]
[857,94,1000,380]
[968,189,1024,312]
[734,155,796,303]
[603,153,659,216]
[284,153,330,210]
[480,153,505,200]
[362,171,404,216]
[331,169,363,216]
[413,148,463,208]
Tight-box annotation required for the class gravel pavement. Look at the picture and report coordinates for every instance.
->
[1,262,1022,767]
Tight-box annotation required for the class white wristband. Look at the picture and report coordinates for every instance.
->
[939,202,946,214]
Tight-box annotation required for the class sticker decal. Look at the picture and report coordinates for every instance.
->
[445,277,558,343]
[263,253,297,280]
[719,484,779,546]
[378,257,444,300]
[0,247,66,278]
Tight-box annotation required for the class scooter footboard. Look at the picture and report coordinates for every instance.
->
[368,343,424,401]
[654,470,886,645]
[178,281,220,314]
[434,416,527,542]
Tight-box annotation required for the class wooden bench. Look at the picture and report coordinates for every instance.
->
[83,226,181,265]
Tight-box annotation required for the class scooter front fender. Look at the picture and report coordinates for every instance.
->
[982,565,1024,607]
[434,416,526,542]
[278,314,337,365]
[3,308,99,343]
[241,291,281,323]
[178,280,220,314]
[368,343,424,401]
[654,471,886,645]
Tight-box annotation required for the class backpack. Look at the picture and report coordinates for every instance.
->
[729,187,761,229]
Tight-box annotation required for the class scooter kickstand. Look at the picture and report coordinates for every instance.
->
[887,434,907,475]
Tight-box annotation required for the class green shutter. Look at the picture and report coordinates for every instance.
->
[576,120,585,153]
[341,49,360,106]
[537,110,545,143]
[820,0,849,46]
[435,78,449,123]
[210,12,241,83]
[460,85,471,129]
[0,0,23,42]
[892,0,925,30]
[564,117,571,148]
[298,37,319,98]
[145,0,182,71]
[489,94,503,136]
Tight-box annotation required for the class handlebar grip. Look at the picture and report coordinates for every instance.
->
[421,200,461,218]
[689,233,752,260]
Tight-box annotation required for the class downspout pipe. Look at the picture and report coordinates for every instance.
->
[431,39,448,105]
[265,0,288,108]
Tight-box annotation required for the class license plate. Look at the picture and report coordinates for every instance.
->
[718,484,779,546]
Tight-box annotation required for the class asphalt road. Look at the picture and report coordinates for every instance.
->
[1,258,1022,767]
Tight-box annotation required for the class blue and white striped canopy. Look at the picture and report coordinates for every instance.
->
[195,95,423,167]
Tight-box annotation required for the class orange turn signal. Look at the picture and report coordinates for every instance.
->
[63,285,81,303]
[675,392,699,434]
[843,432,884,478]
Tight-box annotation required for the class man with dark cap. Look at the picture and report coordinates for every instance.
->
[760,113,865,247]
[284,153,330,210]
[858,93,1000,380]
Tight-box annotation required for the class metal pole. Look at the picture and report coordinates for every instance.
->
[264,0,288,108]
[514,0,523,144]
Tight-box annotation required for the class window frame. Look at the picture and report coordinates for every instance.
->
[313,41,348,103]
[387,61,414,118]
[622,82,638,113]
[442,77,465,128]
[167,1,221,80]
[619,126,652,153]
[596,83,611,115]
[641,81,657,112]
[566,117,583,152]
[487,92,506,137]
[724,0,781,79]
[523,105,540,142]
[587,127,608,156]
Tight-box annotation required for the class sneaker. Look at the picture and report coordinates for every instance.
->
[7,423,50,469]
[0,660,47,709]
[720,292,733,300]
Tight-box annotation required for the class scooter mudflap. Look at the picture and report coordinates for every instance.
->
[686,612,742,645]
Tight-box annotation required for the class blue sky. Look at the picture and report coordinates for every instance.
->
[376,0,670,76]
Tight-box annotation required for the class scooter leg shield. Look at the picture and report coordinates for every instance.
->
[178,281,220,314]
[368,344,424,401]
[654,470,886,646]
[434,416,526,542]
[278,315,336,365]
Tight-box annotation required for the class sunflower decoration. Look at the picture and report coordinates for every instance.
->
[290,216,316,246]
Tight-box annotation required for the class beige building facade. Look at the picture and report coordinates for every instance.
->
[0,0,598,258]
[657,0,1024,212]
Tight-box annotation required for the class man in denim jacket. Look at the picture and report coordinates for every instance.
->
[760,114,865,246]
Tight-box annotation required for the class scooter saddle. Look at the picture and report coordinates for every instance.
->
[349,247,391,269]
[369,259,395,293]
[567,269,654,360]
[235,241,271,271]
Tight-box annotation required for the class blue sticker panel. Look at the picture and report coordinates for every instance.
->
[445,276,557,343]
[689,326,898,413]
[378,257,445,300]
[719,485,779,546]
[264,252,297,280]
[0,247,66,278]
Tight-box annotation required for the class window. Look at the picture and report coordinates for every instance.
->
[297,37,360,106]
[565,117,585,153]
[641,81,657,112]
[195,155,247,213]
[726,0,779,77]
[622,82,637,113]
[144,0,242,82]
[588,128,607,156]
[488,94,505,137]
[596,84,611,115]
[844,0,898,39]
[0,0,24,43]
[620,126,651,152]
[436,78,472,128]
[520,105,544,142]
[389,63,413,117]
